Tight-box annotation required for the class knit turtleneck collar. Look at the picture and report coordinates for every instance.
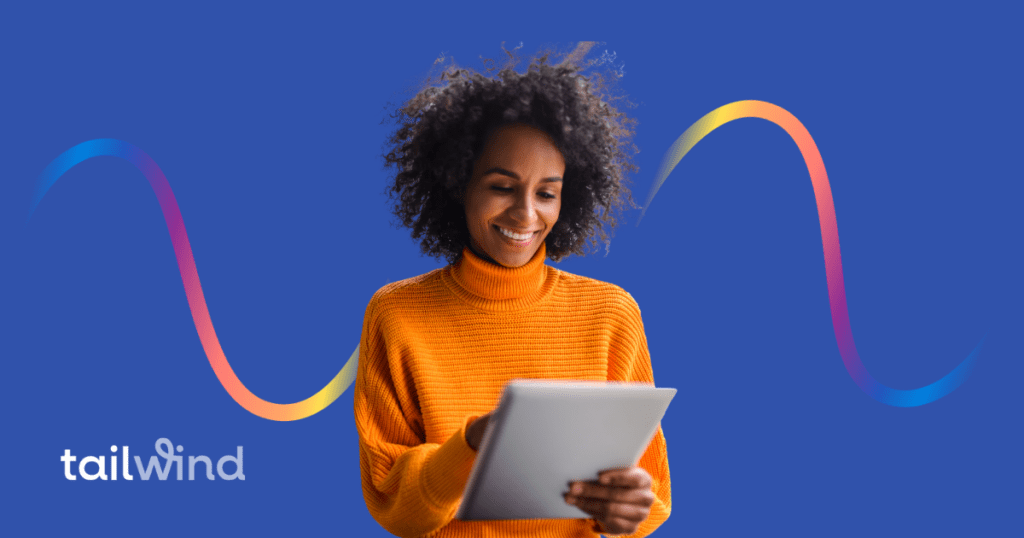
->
[443,242,558,312]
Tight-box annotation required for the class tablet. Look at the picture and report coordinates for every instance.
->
[455,379,676,521]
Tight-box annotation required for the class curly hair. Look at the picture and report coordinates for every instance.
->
[382,42,639,264]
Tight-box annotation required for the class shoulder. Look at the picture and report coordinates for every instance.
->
[549,268,648,355]
[363,267,449,320]
[549,267,643,317]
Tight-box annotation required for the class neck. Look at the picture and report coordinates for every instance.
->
[467,241,502,267]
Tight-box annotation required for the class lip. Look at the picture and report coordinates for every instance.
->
[493,224,538,246]
[494,224,538,236]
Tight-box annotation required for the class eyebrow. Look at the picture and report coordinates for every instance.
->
[482,167,562,183]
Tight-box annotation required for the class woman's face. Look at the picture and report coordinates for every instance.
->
[463,123,565,268]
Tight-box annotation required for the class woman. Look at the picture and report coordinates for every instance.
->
[354,44,670,538]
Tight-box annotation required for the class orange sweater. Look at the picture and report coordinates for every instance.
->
[354,243,671,538]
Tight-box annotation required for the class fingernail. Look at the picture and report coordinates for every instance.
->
[571,483,582,494]
[600,475,610,485]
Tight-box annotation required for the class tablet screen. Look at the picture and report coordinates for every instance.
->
[456,379,675,521]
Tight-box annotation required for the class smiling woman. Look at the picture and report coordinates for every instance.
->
[354,42,670,538]
[463,123,565,268]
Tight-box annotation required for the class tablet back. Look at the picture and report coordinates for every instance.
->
[456,379,675,521]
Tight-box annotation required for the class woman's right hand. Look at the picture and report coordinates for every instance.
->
[465,411,494,450]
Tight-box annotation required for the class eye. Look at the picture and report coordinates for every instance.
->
[490,186,513,193]
[538,191,557,200]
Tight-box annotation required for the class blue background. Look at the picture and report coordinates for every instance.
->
[1,1,1020,536]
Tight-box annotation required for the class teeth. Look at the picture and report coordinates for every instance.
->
[498,227,532,241]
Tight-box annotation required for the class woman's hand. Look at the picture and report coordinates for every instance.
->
[465,411,494,451]
[564,466,655,536]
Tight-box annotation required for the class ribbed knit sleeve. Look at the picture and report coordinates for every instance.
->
[353,291,480,538]
[605,292,672,538]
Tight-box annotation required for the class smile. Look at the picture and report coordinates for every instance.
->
[495,225,536,242]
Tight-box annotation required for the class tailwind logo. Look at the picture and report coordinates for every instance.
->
[61,438,244,481]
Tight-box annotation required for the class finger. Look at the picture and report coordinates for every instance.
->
[599,515,642,536]
[573,498,649,535]
[597,467,652,489]
[567,481,655,506]
[574,496,651,520]
[572,496,607,521]
[605,500,651,523]
[575,497,651,523]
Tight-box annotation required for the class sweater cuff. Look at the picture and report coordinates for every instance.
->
[422,414,479,511]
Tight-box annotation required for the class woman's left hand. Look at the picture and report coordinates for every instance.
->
[564,466,655,536]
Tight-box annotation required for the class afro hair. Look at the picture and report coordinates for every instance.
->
[382,42,639,263]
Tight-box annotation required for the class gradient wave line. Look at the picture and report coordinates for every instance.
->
[639,100,983,407]
[27,139,357,421]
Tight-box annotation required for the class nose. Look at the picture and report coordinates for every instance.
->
[508,190,535,225]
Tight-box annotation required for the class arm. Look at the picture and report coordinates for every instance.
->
[606,292,672,537]
[353,296,479,538]
[617,426,671,538]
